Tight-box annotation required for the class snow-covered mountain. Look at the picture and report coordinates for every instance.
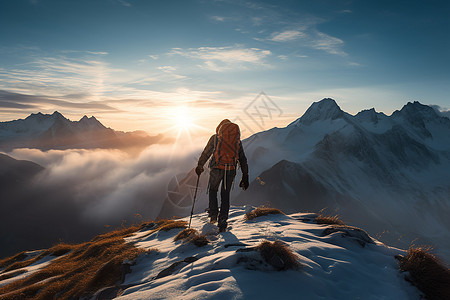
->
[0,111,164,151]
[233,98,450,262]
[0,207,427,299]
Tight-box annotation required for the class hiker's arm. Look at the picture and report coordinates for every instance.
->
[238,141,248,176]
[197,135,215,167]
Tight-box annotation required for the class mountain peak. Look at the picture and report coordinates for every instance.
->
[77,115,105,130]
[296,98,344,126]
[394,101,438,120]
[355,108,379,123]
[52,111,64,117]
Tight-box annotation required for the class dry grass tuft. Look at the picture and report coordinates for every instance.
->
[315,214,344,225]
[0,251,29,270]
[173,228,209,247]
[174,228,197,241]
[256,240,301,271]
[155,219,188,232]
[90,225,141,242]
[190,235,209,247]
[398,246,450,300]
[0,269,27,281]
[1,252,48,273]
[0,225,148,299]
[245,207,284,220]
[44,243,78,257]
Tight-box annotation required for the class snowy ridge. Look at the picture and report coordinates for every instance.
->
[115,207,420,299]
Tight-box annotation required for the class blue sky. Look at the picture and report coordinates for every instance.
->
[0,0,449,137]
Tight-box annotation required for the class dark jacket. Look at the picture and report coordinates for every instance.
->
[198,134,249,176]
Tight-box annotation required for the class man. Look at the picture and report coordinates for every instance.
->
[195,119,249,232]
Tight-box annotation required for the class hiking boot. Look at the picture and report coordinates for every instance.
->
[218,222,227,232]
[210,215,217,223]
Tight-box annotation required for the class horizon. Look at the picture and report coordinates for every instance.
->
[1,0,449,139]
[1,98,449,142]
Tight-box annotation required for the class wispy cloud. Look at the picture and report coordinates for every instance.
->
[430,105,450,119]
[263,27,347,56]
[170,46,271,71]
[311,32,346,56]
[218,1,348,57]
[0,54,123,99]
[0,90,118,111]
[157,66,187,79]
[269,30,305,42]
[117,0,131,7]
[210,16,225,22]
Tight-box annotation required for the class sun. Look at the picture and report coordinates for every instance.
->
[175,112,194,130]
[172,106,195,131]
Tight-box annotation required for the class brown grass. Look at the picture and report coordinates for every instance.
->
[245,207,284,220]
[174,228,198,241]
[398,246,450,300]
[0,225,151,300]
[0,217,187,298]
[1,251,50,273]
[0,251,29,270]
[256,240,301,271]
[155,219,187,232]
[174,228,209,247]
[315,214,344,225]
[0,269,27,281]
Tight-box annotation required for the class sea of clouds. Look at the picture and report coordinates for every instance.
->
[1,142,203,257]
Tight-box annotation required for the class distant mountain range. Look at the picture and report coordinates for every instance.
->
[232,99,450,261]
[0,111,165,151]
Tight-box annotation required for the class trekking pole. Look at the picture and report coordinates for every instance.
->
[188,174,200,229]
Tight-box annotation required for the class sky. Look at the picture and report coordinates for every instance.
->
[0,0,449,138]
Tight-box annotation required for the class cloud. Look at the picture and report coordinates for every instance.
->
[0,53,124,99]
[216,1,348,57]
[86,51,109,56]
[157,66,187,79]
[170,46,271,71]
[311,32,346,56]
[8,145,201,222]
[264,27,347,56]
[0,90,119,112]
[0,99,36,109]
[430,104,450,119]
[269,30,305,42]
[1,145,204,256]
[118,0,131,7]
[211,16,225,22]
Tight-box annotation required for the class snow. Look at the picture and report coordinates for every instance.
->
[0,251,59,288]
[118,207,421,299]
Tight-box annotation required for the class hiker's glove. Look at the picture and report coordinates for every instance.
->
[195,165,204,176]
[239,174,249,191]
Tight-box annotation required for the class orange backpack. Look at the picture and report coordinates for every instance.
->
[214,121,240,170]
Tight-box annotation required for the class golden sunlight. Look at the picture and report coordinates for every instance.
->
[174,106,194,130]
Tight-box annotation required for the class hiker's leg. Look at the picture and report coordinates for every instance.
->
[218,169,236,229]
[208,168,222,220]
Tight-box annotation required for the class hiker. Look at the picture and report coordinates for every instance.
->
[195,119,249,232]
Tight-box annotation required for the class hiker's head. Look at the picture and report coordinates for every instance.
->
[216,119,231,133]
